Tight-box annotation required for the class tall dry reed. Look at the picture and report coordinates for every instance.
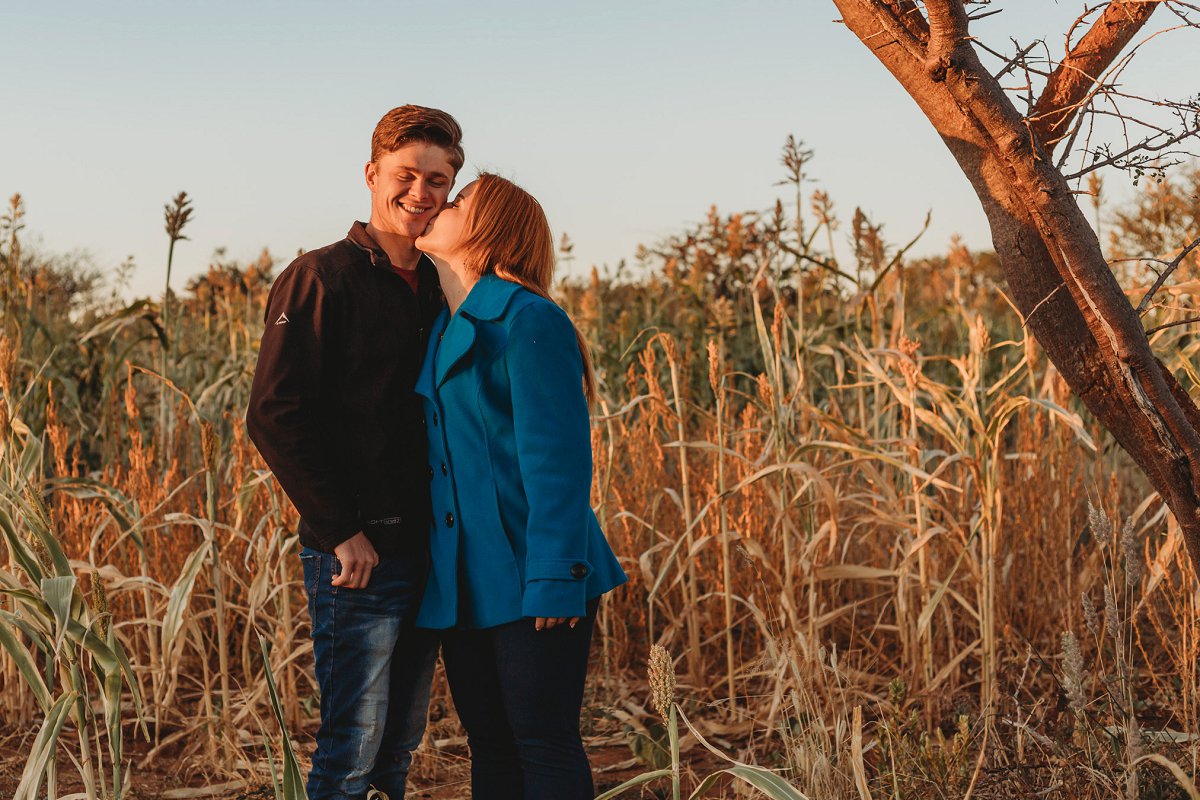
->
[0,152,1197,798]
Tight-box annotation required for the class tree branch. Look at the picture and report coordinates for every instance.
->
[1030,0,1160,156]
[887,0,930,43]
[923,0,973,82]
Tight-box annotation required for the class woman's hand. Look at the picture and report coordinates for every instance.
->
[535,616,581,631]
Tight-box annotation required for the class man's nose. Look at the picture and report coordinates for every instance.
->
[409,179,433,203]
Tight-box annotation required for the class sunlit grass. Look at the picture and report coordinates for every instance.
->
[0,152,1197,798]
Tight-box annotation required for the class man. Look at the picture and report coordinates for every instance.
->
[247,105,462,800]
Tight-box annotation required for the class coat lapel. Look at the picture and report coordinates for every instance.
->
[434,311,478,388]
[415,308,447,400]
[433,275,524,388]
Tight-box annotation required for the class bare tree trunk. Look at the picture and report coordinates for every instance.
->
[830,0,1200,568]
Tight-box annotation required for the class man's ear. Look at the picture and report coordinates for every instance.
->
[364,160,377,191]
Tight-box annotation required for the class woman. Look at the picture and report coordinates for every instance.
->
[413,173,627,799]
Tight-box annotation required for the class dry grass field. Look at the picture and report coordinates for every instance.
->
[1,158,1199,799]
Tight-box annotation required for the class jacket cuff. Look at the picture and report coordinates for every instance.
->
[522,579,588,619]
[521,558,592,618]
[526,557,593,581]
[313,521,362,553]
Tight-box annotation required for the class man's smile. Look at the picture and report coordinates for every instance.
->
[397,202,432,215]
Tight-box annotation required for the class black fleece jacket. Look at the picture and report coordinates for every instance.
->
[246,222,444,553]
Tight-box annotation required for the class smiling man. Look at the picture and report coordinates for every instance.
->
[247,105,462,800]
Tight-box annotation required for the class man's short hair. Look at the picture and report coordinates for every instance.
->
[371,105,465,173]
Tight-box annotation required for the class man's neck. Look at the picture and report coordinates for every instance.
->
[365,221,422,271]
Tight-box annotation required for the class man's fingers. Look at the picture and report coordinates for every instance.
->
[330,532,379,589]
[330,559,371,589]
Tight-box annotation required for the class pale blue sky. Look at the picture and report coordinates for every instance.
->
[2,2,1197,298]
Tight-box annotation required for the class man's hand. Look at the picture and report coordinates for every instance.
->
[331,532,379,589]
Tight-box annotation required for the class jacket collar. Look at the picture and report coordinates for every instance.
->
[425,275,525,389]
[346,221,438,280]
[346,221,397,269]
[456,273,524,321]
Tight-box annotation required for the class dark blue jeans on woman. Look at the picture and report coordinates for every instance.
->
[440,598,600,800]
[300,543,438,800]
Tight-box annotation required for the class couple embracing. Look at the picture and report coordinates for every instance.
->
[246,105,627,800]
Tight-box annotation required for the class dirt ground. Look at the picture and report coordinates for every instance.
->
[0,724,691,799]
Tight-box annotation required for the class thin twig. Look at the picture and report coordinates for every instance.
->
[1021,283,1067,330]
[1136,236,1200,314]
[1145,315,1200,336]
[992,40,1040,80]
[776,241,859,284]
[1063,124,1200,181]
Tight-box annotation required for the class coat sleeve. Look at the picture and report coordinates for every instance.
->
[246,264,360,550]
[505,302,594,619]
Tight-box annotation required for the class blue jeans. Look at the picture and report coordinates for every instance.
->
[300,543,438,800]
[440,598,600,800]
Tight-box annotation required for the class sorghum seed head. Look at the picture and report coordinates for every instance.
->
[124,363,138,421]
[705,338,715,393]
[201,420,218,473]
[756,373,774,407]
[969,314,990,356]
[0,335,15,397]
[647,644,676,721]
[1088,501,1112,548]
[22,483,54,533]
[20,485,55,574]
[1119,517,1143,588]
[89,573,111,640]
[1060,631,1086,716]
[1104,582,1120,643]
[660,335,677,364]
[1081,592,1100,638]
[706,339,720,394]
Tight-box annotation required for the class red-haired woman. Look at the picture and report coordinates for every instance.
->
[413,173,626,799]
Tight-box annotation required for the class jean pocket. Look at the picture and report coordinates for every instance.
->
[298,549,322,598]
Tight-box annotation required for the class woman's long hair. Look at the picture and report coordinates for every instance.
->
[457,173,596,404]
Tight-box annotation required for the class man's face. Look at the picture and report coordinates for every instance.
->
[365,142,457,240]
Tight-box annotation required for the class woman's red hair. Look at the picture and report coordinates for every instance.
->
[458,173,596,403]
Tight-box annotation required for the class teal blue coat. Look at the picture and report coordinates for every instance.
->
[414,274,627,629]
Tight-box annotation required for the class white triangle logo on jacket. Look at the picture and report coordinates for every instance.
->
[275,312,290,326]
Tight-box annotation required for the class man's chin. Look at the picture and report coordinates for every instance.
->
[382,218,429,240]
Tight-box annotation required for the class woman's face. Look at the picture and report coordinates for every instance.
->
[416,180,477,260]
